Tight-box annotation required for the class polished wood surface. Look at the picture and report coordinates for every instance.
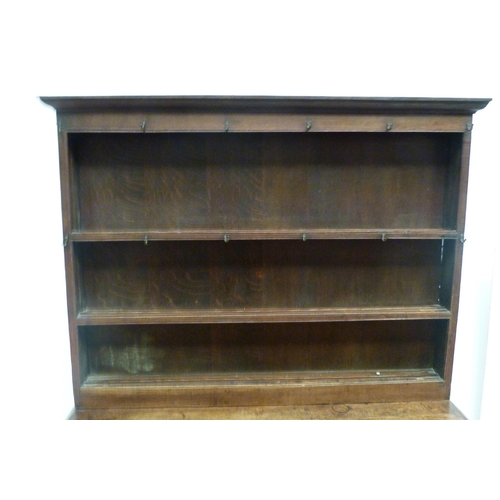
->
[41,96,490,418]
[77,239,444,311]
[72,133,457,231]
[77,306,451,325]
[70,400,466,420]
[80,321,445,376]
[41,95,491,114]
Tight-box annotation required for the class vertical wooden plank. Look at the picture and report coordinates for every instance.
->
[439,239,455,310]
[455,131,472,236]
[432,320,449,379]
[58,129,83,403]
[442,241,465,394]
[442,131,472,393]
[442,134,463,229]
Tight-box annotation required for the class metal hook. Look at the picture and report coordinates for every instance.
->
[144,235,148,245]
[141,120,146,133]
[306,120,312,132]
[224,119,230,132]
[302,233,307,242]
[386,122,393,131]
[224,233,230,243]
[381,233,387,242]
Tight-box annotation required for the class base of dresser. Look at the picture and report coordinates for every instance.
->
[69,400,466,420]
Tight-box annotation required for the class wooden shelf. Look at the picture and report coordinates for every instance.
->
[77,369,447,410]
[77,305,451,325]
[70,401,466,420]
[77,369,447,411]
[70,228,460,242]
[83,368,443,387]
[42,95,490,418]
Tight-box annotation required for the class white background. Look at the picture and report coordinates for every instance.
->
[1,1,498,497]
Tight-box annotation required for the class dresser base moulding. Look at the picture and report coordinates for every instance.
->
[68,400,466,420]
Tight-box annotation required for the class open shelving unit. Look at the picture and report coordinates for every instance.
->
[41,95,490,419]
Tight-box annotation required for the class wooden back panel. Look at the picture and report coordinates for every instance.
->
[72,132,460,231]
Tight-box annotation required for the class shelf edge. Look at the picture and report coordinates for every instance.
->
[40,95,492,115]
[76,306,452,325]
[70,229,460,242]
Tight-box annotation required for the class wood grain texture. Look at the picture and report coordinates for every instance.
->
[70,228,460,241]
[58,131,84,400]
[58,113,473,133]
[41,94,491,135]
[41,96,490,413]
[71,133,458,231]
[77,380,448,409]
[41,95,491,114]
[77,239,444,312]
[77,305,452,325]
[80,320,447,377]
[70,400,466,420]
[71,133,459,232]
[441,132,473,395]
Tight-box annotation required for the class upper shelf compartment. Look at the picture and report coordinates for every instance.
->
[70,132,463,233]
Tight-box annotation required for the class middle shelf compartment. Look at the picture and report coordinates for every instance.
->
[75,239,453,319]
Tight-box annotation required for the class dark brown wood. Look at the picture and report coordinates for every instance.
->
[58,131,83,402]
[441,132,474,395]
[71,133,460,232]
[79,320,446,377]
[77,305,451,325]
[70,228,460,241]
[56,112,474,133]
[78,378,448,409]
[42,95,490,418]
[76,239,444,312]
[40,95,490,114]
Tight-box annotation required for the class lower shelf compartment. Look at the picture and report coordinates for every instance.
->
[80,320,447,377]
[77,320,449,407]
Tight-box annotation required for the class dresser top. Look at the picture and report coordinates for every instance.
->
[40,95,491,115]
